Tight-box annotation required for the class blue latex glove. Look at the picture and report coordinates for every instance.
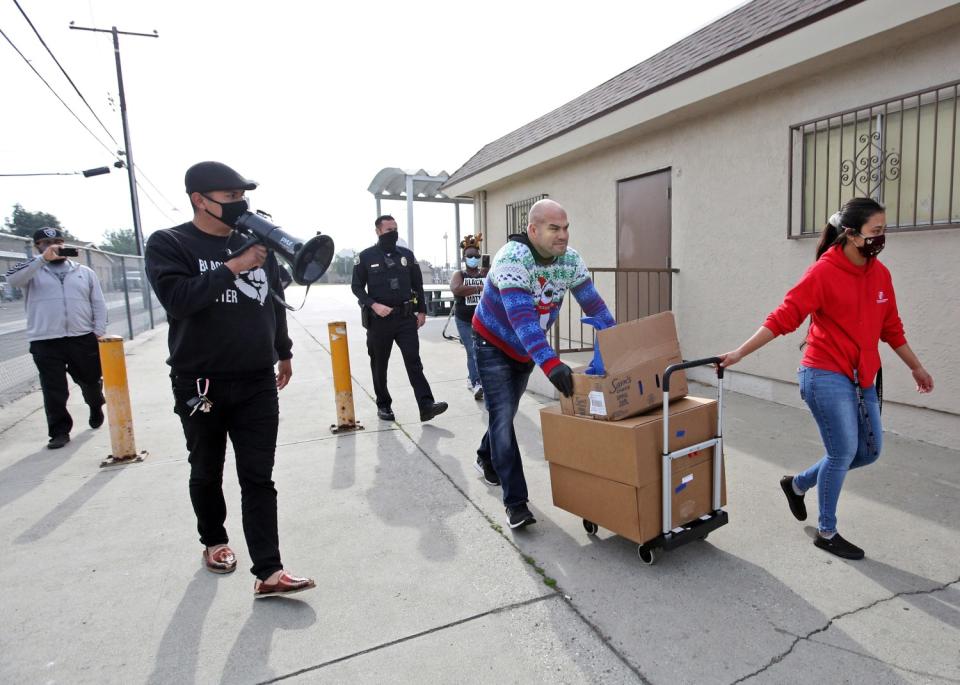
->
[582,316,614,375]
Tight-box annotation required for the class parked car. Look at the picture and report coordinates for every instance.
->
[0,274,21,302]
[113,269,144,290]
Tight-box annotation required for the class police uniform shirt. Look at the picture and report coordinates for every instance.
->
[351,244,426,313]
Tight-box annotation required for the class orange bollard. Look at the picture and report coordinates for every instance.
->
[328,321,363,434]
[98,335,147,467]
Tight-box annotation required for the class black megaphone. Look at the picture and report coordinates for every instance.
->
[233,211,334,285]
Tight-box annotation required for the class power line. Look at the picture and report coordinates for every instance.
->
[135,179,177,224]
[135,167,182,212]
[0,26,118,161]
[12,0,120,147]
[4,19,181,226]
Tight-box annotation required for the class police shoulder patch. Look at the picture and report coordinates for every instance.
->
[400,256,408,267]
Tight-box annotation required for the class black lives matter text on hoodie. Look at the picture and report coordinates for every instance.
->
[145,222,292,379]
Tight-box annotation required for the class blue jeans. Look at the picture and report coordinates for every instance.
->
[455,316,480,386]
[474,334,534,508]
[794,366,882,534]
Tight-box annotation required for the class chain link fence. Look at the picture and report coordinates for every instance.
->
[0,244,164,405]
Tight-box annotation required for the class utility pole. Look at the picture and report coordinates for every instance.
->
[71,23,158,330]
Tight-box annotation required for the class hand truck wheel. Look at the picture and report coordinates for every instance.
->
[582,519,598,535]
[637,545,657,565]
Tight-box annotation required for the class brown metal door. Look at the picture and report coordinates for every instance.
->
[616,170,671,322]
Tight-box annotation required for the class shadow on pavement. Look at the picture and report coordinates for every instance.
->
[854,557,960,630]
[537,517,914,684]
[0,431,95,512]
[218,597,317,685]
[147,568,219,685]
[14,465,120,543]
[364,426,463,562]
[330,432,358,491]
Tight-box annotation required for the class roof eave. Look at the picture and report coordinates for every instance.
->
[442,0,954,197]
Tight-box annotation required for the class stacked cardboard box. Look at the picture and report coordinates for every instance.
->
[541,312,725,545]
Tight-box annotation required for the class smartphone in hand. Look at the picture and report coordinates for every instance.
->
[58,247,79,257]
[481,254,490,269]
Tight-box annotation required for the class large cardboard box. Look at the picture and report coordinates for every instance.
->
[548,459,725,544]
[559,311,687,421]
[542,397,718,486]
[541,397,726,545]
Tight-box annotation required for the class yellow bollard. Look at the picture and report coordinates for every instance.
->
[328,321,363,434]
[98,335,146,467]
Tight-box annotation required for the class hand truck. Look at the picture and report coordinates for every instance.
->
[581,357,728,565]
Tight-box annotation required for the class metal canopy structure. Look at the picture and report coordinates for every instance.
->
[367,168,473,253]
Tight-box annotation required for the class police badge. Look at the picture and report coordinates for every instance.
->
[400,256,408,267]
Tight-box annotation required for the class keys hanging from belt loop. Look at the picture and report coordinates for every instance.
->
[188,377,214,416]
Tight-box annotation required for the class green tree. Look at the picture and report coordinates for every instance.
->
[99,228,138,254]
[3,203,77,240]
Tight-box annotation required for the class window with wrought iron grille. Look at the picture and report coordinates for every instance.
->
[505,194,548,238]
[788,80,960,237]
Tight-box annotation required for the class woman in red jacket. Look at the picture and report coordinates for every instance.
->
[719,197,934,560]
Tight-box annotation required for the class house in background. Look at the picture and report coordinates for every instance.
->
[442,0,960,447]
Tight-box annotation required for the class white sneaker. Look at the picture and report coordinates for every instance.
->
[473,384,484,401]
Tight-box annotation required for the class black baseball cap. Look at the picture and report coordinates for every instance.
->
[33,227,64,242]
[184,161,258,194]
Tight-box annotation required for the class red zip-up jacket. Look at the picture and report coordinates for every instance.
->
[763,245,907,388]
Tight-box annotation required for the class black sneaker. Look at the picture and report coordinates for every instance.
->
[377,408,395,421]
[474,457,500,486]
[420,402,448,422]
[47,434,70,450]
[780,475,807,521]
[505,503,536,529]
[814,532,865,560]
[89,405,105,429]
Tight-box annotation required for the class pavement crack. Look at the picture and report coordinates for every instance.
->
[806,635,960,683]
[291,315,650,682]
[730,576,960,684]
[258,593,559,684]
[0,403,43,436]
[390,406,650,683]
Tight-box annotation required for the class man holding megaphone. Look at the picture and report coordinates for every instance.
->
[145,161,315,598]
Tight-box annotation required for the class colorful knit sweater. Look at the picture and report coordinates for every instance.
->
[472,235,614,374]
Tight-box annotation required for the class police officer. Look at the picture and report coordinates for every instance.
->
[352,215,447,422]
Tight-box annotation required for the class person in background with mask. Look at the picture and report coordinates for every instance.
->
[719,197,934,560]
[145,161,314,598]
[5,227,107,449]
[351,214,447,423]
[449,234,487,401]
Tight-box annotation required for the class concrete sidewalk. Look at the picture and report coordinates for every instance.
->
[1,284,957,684]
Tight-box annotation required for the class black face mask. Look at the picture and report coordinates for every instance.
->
[203,195,248,228]
[855,232,885,259]
[378,230,399,250]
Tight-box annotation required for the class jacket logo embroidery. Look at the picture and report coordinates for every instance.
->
[877,290,888,304]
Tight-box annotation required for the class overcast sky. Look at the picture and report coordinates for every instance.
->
[1,0,745,266]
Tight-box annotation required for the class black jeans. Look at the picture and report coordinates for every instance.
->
[29,333,104,438]
[171,374,282,580]
[366,313,434,411]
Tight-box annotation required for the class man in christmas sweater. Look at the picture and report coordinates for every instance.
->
[472,199,614,529]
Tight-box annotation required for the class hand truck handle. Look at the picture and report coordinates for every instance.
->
[663,357,724,393]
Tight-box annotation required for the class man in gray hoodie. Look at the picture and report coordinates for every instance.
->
[6,227,108,448]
